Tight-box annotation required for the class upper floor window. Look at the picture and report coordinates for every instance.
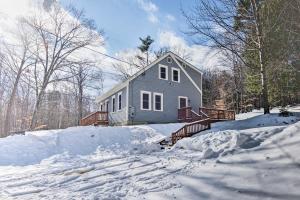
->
[140,90,151,111]
[100,103,103,111]
[159,64,168,80]
[153,93,163,111]
[167,57,172,63]
[118,92,122,111]
[111,96,116,112]
[172,68,180,82]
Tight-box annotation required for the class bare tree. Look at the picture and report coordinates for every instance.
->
[68,60,103,124]
[22,4,104,129]
[182,0,272,114]
[1,30,33,136]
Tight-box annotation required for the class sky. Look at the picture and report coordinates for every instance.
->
[60,0,194,54]
[0,0,222,93]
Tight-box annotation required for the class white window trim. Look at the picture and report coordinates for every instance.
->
[140,90,152,111]
[111,95,116,113]
[171,67,180,83]
[178,96,188,109]
[117,92,122,111]
[153,92,163,112]
[158,64,168,80]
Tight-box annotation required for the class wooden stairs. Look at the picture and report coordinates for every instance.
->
[163,107,235,146]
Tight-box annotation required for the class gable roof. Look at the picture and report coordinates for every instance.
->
[96,51,203,103]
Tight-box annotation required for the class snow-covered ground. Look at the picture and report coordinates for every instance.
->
[0,106,299,199]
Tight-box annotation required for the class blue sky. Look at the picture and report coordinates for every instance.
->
[60,0,194,54]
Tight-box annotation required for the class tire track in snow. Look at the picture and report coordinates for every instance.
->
[76,165,168,192]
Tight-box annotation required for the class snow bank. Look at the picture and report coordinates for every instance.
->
[174,111,300,159]
[0,123,183,166]
[174,130,261,159]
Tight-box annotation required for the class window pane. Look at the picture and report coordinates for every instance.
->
[173,70,178,81]
[112,98,115,112]
[155,95,161,110]
[118,95,122,110]
[142,93,149,109]
[160,67,166,79]
[180,98,186,108]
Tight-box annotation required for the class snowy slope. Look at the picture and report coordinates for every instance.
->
[0,123,184,166]
[0,106,299,199]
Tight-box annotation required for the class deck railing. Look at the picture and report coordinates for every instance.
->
[178,107,207,122]
[80,111,109,126]
[199,107,235,120]
[171,119,211,145]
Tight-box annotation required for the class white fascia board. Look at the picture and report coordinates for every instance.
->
[170,52,203,75]
[96,53,171,103]
[171,54,202,95]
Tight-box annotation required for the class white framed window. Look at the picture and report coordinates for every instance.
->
[105,100,109,112]
[140,90,151,111]
[153,92,163,111]
[158,64,168,80]
[167,57,172,63]
[172,68,180,83]
[178,96,188,109]
[111,95,116,112]
[117,92,122,111]
[100,103,103,111]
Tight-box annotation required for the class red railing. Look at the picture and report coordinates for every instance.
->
[199,107,235,120]
[80,111,109,126]
[172,119,211,145]
[178,107,207,122]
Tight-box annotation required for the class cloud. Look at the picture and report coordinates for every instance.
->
[148,13,158,23]
[136,0,159,24]
[166,14,175,21]
[136,0,158,12]
[158,31,223,70]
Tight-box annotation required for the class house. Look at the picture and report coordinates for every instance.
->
[94,52,203,125]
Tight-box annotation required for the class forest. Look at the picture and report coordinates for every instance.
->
[0,0,299,137]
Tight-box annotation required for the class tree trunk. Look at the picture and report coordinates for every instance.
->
[77,83,83,125]
[30,85,46,130]
[251,0,270,114]
[3,68,22,137]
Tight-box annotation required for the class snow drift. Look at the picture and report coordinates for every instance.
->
[0,123,183,166]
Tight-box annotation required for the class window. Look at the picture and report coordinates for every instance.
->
[178,96,188,108]
[159,64,168,80]
[100,103,103,111]
[153,93,163,111]
[105,100,109,112]
[140,91,151,110]
[111,96,116,112]
[167,57,172,63]
[118,92,122,111]
[172,68,180,82]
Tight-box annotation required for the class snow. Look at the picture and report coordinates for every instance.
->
[0,106,299,199]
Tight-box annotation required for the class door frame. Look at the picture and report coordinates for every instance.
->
[178,96,188,108]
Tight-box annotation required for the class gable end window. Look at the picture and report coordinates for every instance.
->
[118,92,122,111]
[172,68,180,82]
[167,57,172,63]
[153,93,163,111]
[158,64,168,80]
[111,96,116,112]
[140,91,151,111]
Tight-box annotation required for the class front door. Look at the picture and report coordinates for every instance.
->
[179,96,188,108]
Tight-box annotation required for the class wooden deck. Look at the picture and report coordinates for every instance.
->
[80,111,109,126]
[171,107,235,145]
